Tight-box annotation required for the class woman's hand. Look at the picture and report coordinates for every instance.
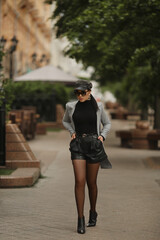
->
[98,135,103,142]
[71,133,76,140]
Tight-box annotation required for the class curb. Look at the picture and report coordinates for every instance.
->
[0,168,40,188]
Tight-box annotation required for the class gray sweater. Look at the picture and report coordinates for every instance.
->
[62,100,111,140]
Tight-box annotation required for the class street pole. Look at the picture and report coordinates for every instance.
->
[0,37,7,166]
[0,36,18,165]
[0,90,6,166]
[9,36,18,79]
[9,52,13,79]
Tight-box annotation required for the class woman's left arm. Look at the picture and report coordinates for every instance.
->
[100,104,111,140]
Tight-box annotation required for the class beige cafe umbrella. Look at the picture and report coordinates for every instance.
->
[14,65,79,84]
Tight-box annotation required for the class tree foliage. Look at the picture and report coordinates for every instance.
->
[51,0,160,81]
[125,45,160,108]
[48,0,160,127]
[10,82,70,107]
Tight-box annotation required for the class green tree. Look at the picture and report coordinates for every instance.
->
[125,45,160,127]
[48,0,160,128]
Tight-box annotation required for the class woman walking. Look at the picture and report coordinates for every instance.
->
[62,80,111,234]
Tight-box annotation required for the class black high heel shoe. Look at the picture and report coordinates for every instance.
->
[87,210,98,227]
[77,216,85,234]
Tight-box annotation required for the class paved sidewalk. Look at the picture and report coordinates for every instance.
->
[0,120,160,240]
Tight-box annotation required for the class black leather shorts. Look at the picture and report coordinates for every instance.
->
[69,133,108,164]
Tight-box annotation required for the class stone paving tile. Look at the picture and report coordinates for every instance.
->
[0,120,160,240]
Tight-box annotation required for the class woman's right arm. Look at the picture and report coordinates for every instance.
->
[62,103,75,137]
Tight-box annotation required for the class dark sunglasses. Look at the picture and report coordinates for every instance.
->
[74,90,88,96]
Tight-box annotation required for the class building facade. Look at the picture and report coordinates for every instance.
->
[50,3,94,79]
[0,0,52,78]
[51,35,94,79]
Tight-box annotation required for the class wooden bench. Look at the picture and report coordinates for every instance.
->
[131,129,151,149]
[116,130,132,148]
[8,109,37,140]
[148,130,160,149]
[116,129,160,150]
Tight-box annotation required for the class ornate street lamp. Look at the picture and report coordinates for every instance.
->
[0,36,7,71]
[32,52,37,63]
[40,54,46,63]
[31,52,38,69]
[10,36,18,53]
[0,36,7,49]
[9,35,18,79]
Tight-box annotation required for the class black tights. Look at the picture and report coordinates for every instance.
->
[72,159,100,218]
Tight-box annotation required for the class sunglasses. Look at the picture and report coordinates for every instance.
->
[74,90,88,96]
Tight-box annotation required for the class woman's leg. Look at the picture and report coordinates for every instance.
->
[72,159,86,218]
[86,162,100,212]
